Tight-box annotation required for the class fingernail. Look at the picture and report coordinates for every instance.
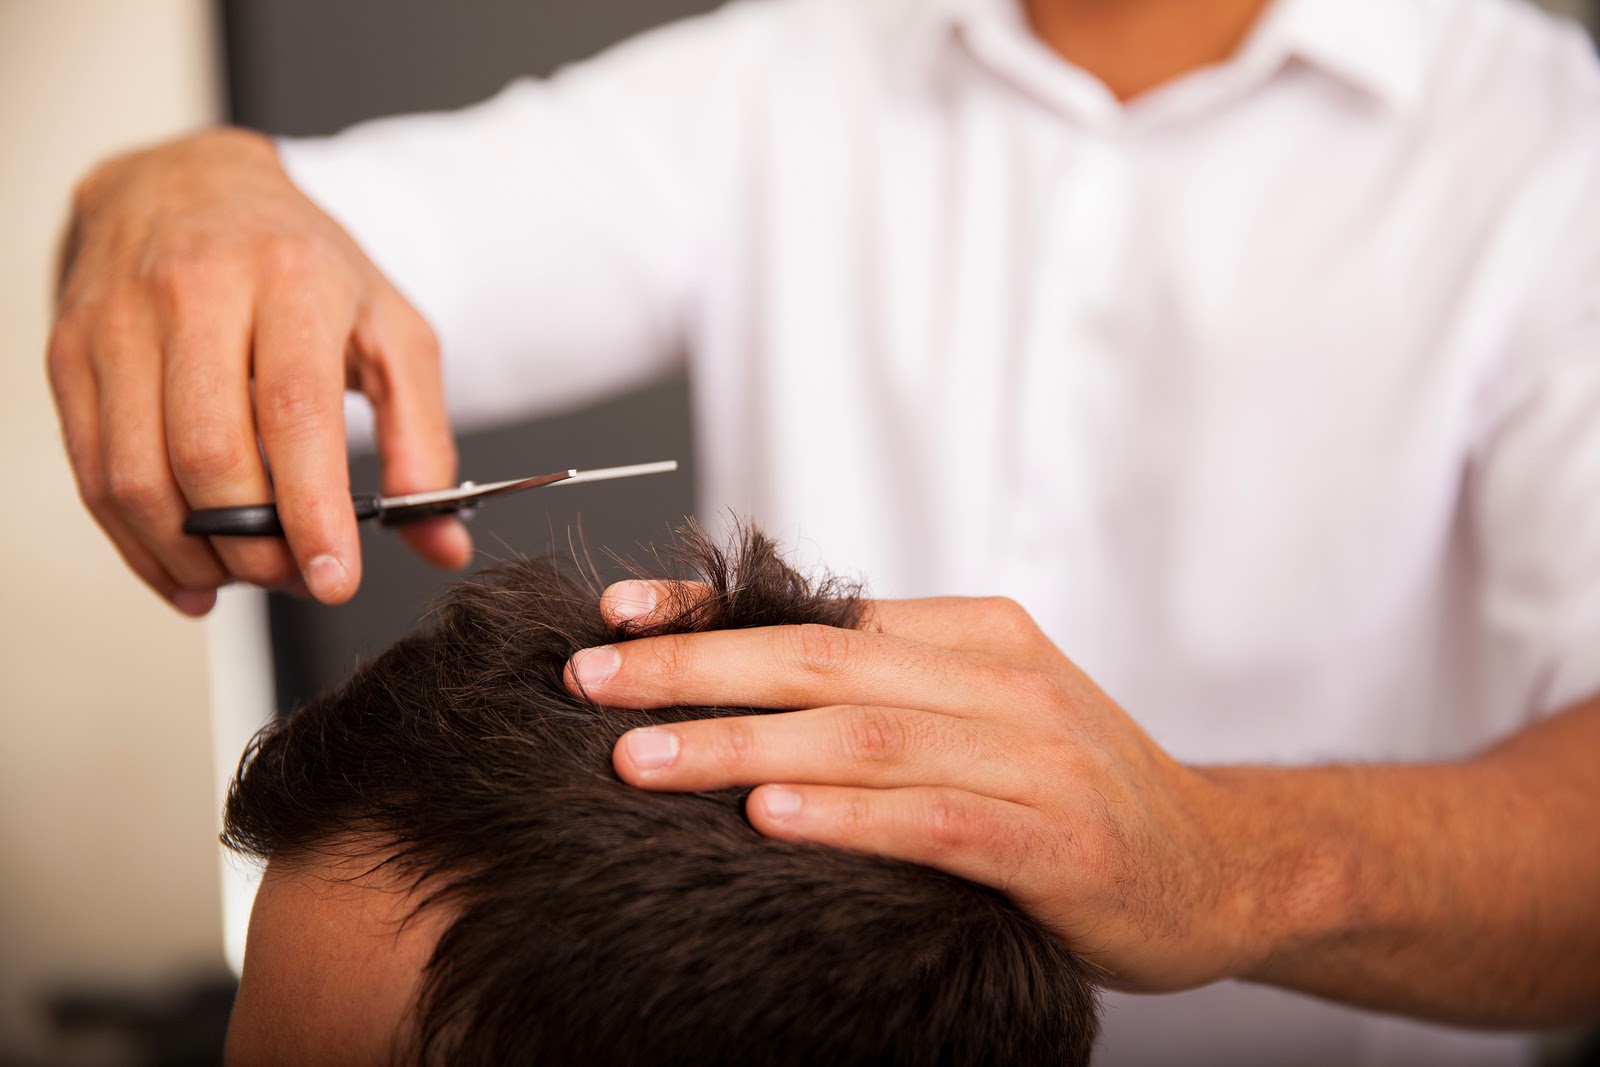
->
[760,787,803,820]
[172,589,216,617]
[621,727,679,771]
[305,554,348,602]
[571,645,621,688]
[606,580,657,622]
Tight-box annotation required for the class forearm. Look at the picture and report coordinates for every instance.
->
[1207,694,1600,1026]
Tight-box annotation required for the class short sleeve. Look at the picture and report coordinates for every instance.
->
[275,3,773,435]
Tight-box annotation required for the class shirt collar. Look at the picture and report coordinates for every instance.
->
[1249,0,1432,110]
[888,0,1433,115]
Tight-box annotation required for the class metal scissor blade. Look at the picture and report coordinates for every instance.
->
[547,460,680,487]
[376,470,576,512]
[374,460,678,525]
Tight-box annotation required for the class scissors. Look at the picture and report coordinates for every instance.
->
[182,460,679,538]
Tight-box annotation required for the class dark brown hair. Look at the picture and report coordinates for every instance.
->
[223,526,1099,1065]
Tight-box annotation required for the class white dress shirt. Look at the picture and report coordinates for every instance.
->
[279,0,1600,1062]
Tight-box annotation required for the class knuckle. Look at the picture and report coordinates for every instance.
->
[650,632,696,677]
[273,492,346,544]
[257,233,328,288]
[105,461,168,521]
[95,289,146,339]
[839,792,878,838]
[922,789,975,852]
[840,706,909,765]
[257,372,330,431]
[976,596,1054,659]
[77,468,113,518]
[712,718,759,767]
[145,250,220,308]
[170,419,251,486]
[45,320,85,385]
[1010,667,1068,711]
[790,623,853,676]
[981,596,1037,636]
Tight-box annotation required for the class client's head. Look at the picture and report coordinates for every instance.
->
[222,526,1100,1065]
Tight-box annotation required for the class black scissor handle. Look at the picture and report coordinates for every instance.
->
[182,503,284,538]
[183,493,382,537]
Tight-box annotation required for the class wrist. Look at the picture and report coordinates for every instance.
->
[1191,764,1365,984]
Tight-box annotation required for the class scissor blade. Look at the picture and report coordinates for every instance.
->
[377,470,575,511]
[550,461,680,487]
[374,460,679,525]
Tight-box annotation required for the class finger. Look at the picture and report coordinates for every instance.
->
[252,262,361,604]
[598,579,713,630]
[597,583,955,637]
[395,514,472,571]
[599,584,1054,669]
[612,703,1017,794]
[161,266,298,589]
[92,300,232,594]
[49,320,214,615]
[352,295,471,570]
[566,623,1031,714]
[746,784,1040,896]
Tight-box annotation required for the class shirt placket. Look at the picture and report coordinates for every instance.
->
[1005,122,1135,612]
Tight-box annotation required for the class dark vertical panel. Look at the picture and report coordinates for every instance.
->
[219,0,715,711]
[222,0,717,137]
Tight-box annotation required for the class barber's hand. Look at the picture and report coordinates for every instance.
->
[48,128,470,615]
[565,586,1260,991]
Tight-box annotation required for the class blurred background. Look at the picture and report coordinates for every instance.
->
[0,1,1595,1064]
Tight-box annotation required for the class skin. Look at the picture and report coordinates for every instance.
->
[47,0,1600,1031]
[227,854,450,1065]
[1022,0,1274,101]
[571,584,1600,1024]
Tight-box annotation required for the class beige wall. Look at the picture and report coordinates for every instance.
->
[0,1,225,1059]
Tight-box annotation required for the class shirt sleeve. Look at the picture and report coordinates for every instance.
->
[1468,103,1600,718]
[274,4,767,438]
